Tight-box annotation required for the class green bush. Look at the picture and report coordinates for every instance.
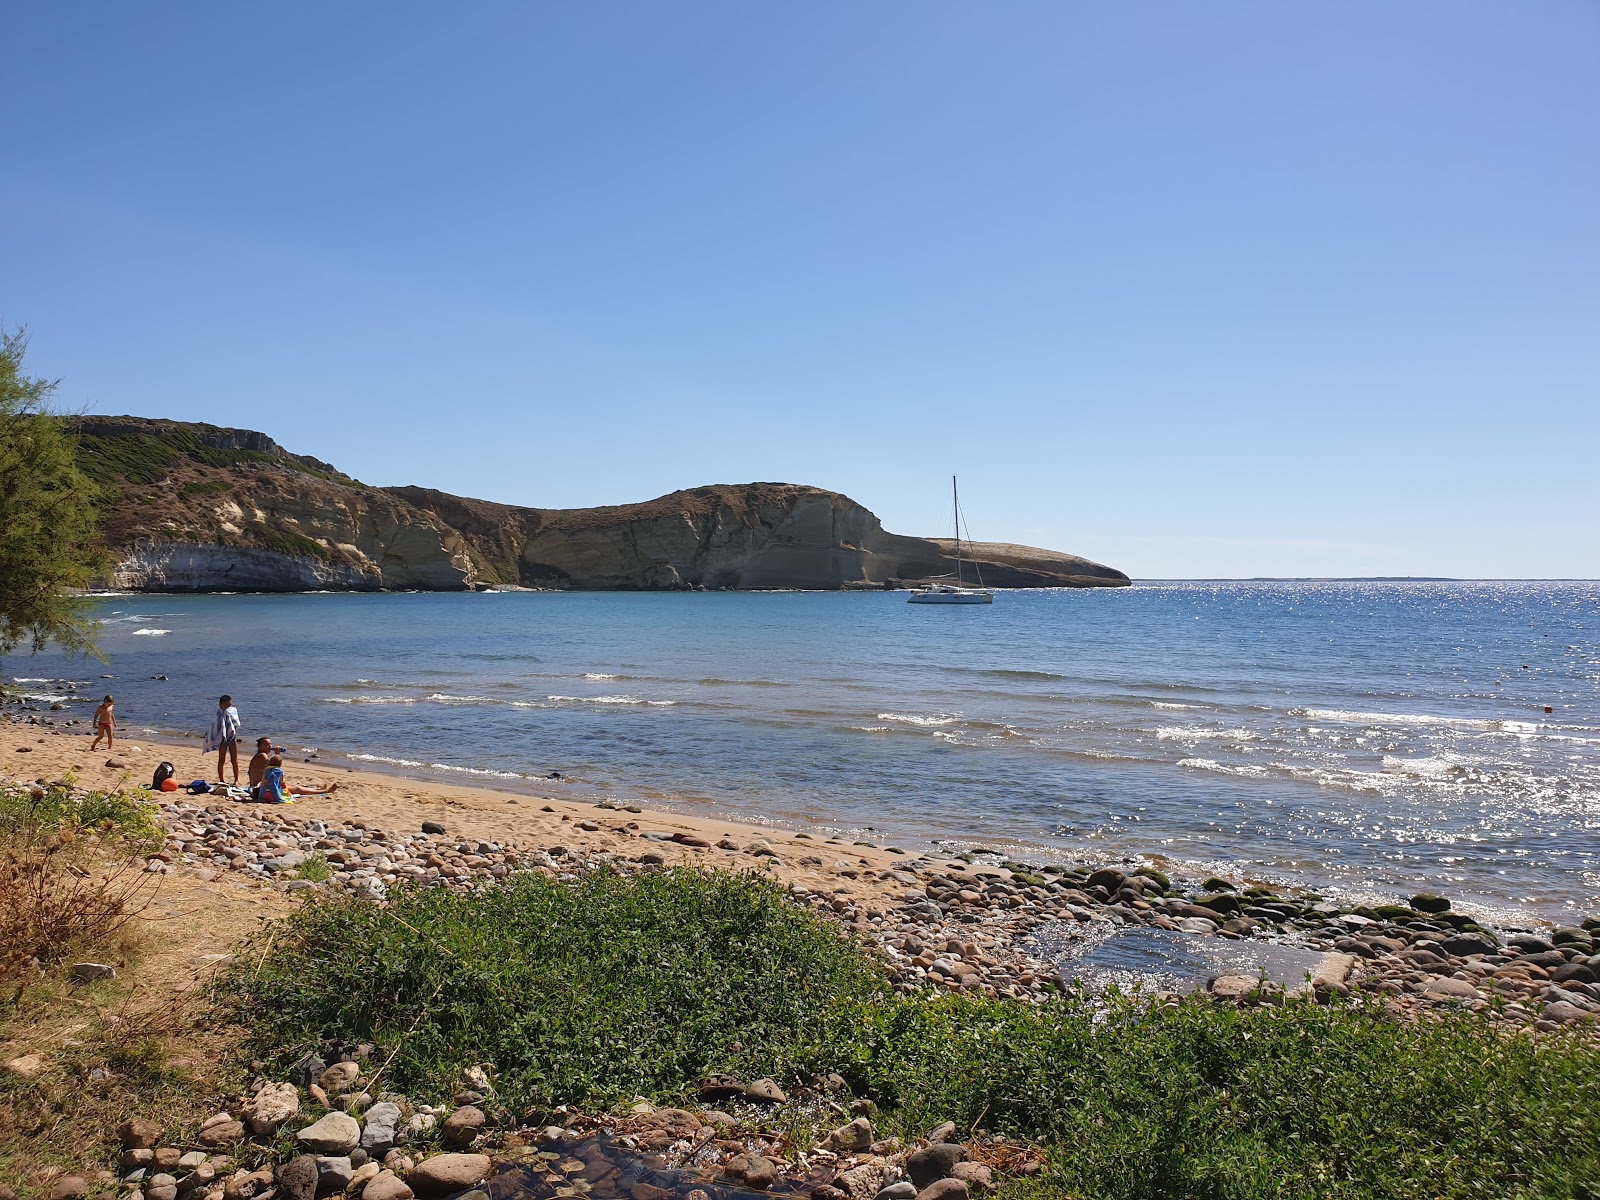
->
[221,868,885,1107]
[222,868,1600,1200]
[0,782,163,852]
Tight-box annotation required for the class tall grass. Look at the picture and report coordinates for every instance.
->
[222,868,1600,1200]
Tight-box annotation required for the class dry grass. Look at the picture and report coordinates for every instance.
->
[0,827,159,1001]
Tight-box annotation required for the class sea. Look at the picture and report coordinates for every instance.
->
[9,581,1599,921]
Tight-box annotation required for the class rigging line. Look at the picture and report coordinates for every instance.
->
[955,495,986,589]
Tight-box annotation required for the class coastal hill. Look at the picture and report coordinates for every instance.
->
[70,416,1130,592]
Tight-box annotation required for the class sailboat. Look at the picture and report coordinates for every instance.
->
[907,476,994,605]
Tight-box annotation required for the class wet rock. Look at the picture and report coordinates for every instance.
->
[1409,894,1450,914]
[120,1117,164,1149]
[248,1081,301,1134]
[732,1155,776,1190]
[406,1154,491,1197]
[907,1143,968,1189]
[440,1105,486,1148]
[361,1101,403,1157]
[297,1111,361,1155]
[277,1158,320,1200]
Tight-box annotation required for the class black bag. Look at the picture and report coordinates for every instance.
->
[152,761,175,789]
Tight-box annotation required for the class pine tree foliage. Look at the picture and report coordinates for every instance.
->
[0,328,104,657]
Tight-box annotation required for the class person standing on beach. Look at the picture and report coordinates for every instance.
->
[204,694,242,784]
[90,695,116,750]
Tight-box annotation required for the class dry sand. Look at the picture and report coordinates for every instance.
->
[1,719,993,910]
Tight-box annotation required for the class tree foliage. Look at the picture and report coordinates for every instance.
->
[0,328,104,657]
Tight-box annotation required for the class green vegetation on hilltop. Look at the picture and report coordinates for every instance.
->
[224,867,1600,1200]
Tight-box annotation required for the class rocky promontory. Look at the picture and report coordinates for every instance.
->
[73,417,1129,593]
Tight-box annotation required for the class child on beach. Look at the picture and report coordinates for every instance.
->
[258,755,339,804]
[203,694,242,785]
[90,695,116,750]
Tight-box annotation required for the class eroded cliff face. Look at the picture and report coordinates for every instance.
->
[77,419,1129,592]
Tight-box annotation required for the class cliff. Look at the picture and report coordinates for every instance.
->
[73,417,1130,593]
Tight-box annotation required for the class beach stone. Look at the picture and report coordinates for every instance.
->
[461,1065,492,1092]
[145,1176,179,1200]
[406,1154,491,1196]
[1540,1000,1595,1025]
[361,1171,413,1200]
[735,1155,776,1190]
[744,1078,786,1104]
[222,1168,275,1200]
[836,1164,885,1200]
[350,1162,381,1191]
[154,1148,183,1170]
[198,1118,245,1148]
[1421,977,1481,1001]
[926,1122,958,1143]
[1409,894,1451,914]
[1442,934,1497,957]
[297,1111,361,1155]
[951,1164,994,1193]
[907,1143,968,1189]
[1210,975,1260,1001]
[3,1053,46,1078]
[319,1061,361,1093]
[247,1081,301,1134]
[421,821,447,835]
[915,1182,969,1200]
[403,1112,436,1140]
[360,1102,403,1157]
[1178,917,1218,935]
[278,1157,319,1200]
[823,1116,873,1152]
[440,1105,485,1148]
[293,1052,328,1089]
[121,1149,155,1170]
[120,1117,164,1149]
[70,962,117,984]
[875,1186,918,1200]
[316,1156,354,1194]
[49,1176,89,1200]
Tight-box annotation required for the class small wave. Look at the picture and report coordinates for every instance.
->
[547,694,677,707]
[348,752,524,780]
[320,695,419,705]
[1381,755,1472,779]
[876,712,961,727]
[1151,701,1207,711]
[697,677,789,687]
[131,628,171,636]
[1156,726,1259,742]
[426,693,502,704]
[583,673,623,680]
[1295,707,1543,733]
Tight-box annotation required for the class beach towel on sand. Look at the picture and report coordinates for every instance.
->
[202,704,241,752]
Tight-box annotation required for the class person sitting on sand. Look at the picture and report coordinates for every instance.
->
[90,695,116,751]
[258,755,339,804]
[247,736,282,788]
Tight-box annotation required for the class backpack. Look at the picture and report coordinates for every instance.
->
[152,761,175,789]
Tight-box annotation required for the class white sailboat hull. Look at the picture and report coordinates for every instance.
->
[907,586,994,604]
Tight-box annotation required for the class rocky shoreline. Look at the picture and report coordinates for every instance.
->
[6,756,1600,1200]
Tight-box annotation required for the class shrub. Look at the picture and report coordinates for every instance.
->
[222,867,1600,1200]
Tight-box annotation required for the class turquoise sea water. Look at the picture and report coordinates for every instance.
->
[10,582,1599,918]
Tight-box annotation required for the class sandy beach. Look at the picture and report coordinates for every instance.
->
[0,717,980,913]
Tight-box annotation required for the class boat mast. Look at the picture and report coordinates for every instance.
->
[952,475,961,585]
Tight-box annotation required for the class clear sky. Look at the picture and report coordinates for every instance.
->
[3,3,1596,578]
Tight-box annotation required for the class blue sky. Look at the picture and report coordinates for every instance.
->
[3,2,1596,578]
